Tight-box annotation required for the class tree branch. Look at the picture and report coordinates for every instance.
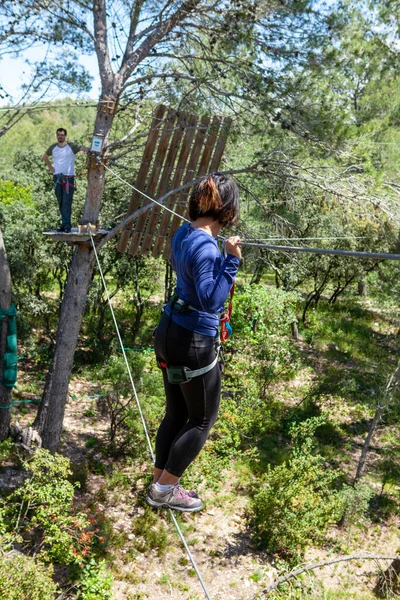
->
[250,554,400,598]
[118,0,202,84]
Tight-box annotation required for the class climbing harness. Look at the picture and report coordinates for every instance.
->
[88,227,213,600]
[53,174,75,194]
[169,290,199,314]
[157,348,220,385]
[0,303,18,388]
[157,288,231,383]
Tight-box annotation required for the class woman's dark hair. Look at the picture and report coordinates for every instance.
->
[189,173,239,226]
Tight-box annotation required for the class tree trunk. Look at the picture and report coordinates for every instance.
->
[33,246,95,450]
[354,362,400,482]
[0,229,13,440]
[358,280,367,297]
[34,89,119,451]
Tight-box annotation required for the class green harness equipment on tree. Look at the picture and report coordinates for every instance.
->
[0,303,18,388]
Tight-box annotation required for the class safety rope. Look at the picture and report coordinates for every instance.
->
[88,227,213,600]
[100,160,192,225]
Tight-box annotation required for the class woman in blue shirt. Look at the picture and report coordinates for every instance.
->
[146,172,241,512]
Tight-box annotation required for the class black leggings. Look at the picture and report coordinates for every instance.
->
[154,312,221,478]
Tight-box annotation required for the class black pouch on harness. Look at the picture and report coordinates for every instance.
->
[166,365,191,384]
[169,291,193,315]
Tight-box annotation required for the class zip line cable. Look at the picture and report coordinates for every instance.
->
[101,160,400,261]
[87,227,213,600]
[242,235,378,242]
[238,241,400,261]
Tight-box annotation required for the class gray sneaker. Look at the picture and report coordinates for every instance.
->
[146,483,203,512]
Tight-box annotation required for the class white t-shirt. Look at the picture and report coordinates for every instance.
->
[45,142,81,176]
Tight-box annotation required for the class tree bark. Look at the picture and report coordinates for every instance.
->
[354,361,400,482]
[34,84,119,450]
[358,280,367,296]
[0,229,13,440]
[33,246,95,450]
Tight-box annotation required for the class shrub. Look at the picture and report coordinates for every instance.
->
[338,481,374,528]
[0,449,92,565]
[0,553,58,600]
[231,283,300,340]
[247,417,344,561]
[76,558,113,600]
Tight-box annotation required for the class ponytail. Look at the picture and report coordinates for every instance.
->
[197,175,222,213]
[189,173,239,226]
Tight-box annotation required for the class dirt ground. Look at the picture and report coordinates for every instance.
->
[45,377,400,600]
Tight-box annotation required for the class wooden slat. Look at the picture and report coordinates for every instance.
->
[141,112,189,255]
[161,115,211,260]
[209,116,232,172]
[117,104,166,252]
[152,113,198,258]
[129,108,177,256]
[196,116,221,178]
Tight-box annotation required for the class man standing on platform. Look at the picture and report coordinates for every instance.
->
[43,128,89,233]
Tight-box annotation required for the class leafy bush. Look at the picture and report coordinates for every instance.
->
[211,381,281,459]
[0,179,34,206]
[0,450,112,597]
[338,481,374,528]
[247,417,344,561]
[76,558,113,600]
[0,553,58,600]
[232,283,300,340]
[0,449,93,565]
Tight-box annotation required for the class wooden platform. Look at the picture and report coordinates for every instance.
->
[43,228,109,243]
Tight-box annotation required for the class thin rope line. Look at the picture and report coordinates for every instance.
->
[88,227,213,600]
[101,160,192,225]
[88,228,155,461]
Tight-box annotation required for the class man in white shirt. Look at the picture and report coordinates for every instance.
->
[43,128,89,232]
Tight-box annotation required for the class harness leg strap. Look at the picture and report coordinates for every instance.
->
[157,346,220,384]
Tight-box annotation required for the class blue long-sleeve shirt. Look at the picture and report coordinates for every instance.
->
[164,223,240,336]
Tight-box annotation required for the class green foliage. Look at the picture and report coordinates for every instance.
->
[0,439,18,466]
[232,283,300,340]
[96,352,165,457]
[0,449,113,597]
[131,506,169,556]
[76,558,113,600]
[338,482,374,529]
[0,554,58,600]
[211,382,281,459]
[0,449,93,565]
[0,179,33,206]
[247,417,344,560]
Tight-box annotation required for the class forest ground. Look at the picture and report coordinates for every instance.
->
[14,293,400,600]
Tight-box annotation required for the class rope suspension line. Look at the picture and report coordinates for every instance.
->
[88,227,213,600]
[100,160,192,225]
